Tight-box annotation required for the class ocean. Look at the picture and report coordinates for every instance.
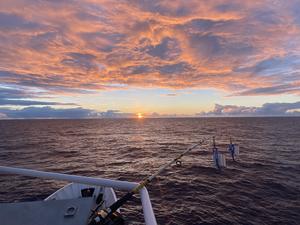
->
[0,118,299,225]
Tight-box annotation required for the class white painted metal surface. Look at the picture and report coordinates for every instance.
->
[0,166,138,190]
[140,187,157,225]
[0,166,157,225]
[0,198,94,225]
[45,183,120,213]
[45,183,103,201]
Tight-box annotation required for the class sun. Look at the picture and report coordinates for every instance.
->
[137,113,143,119]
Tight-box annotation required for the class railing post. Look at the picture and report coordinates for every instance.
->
[140,187,157,225]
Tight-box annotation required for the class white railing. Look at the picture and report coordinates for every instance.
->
[0,166,157,225]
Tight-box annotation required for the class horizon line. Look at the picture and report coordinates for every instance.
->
[1,115,300,121]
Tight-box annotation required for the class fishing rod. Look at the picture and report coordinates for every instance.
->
[88,139,207,225]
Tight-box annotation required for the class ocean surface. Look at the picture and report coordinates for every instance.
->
[0,118,299,225]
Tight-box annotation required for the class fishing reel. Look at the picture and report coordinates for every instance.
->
[88,209,124,225]
[88,193,125,225]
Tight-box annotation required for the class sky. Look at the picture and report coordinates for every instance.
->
[0,0,300,118]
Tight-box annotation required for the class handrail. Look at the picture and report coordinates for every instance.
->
[0,166,157,225]
[0,166,138,190]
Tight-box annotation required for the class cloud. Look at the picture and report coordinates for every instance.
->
[145,37,181,60]
[234,83,300,96]
[0,0,299,98]
[161,93,178,97]
[293,4,300,25]
[235,55,300,80]
[0,98,76,106]
[146,112,190,118]
[1,101,299,119]
[0,107,135,119]
[97,110,135,118]
[0,12,41,30]
[61,52,98,71]
[0,87,78,106]
[0,86,32,99]
[0,107,93,119]
[158,62,188,75]
[199,102,300,116]
[255,102,300,115]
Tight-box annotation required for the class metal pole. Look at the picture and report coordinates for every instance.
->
[0,166,138,191]
[140,187,157,225]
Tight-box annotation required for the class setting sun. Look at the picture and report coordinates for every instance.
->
[137,113,143,119]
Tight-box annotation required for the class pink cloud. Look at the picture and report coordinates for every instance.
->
[0,0,299,97]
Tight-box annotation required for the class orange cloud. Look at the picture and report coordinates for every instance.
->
[0,0,299,97]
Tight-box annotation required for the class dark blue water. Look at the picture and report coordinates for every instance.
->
[0,118,299,225]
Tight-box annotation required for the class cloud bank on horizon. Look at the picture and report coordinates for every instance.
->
[0,0,300,118]
[199,102,300,117]
[1,101,299,119]
[0,107,135,119]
